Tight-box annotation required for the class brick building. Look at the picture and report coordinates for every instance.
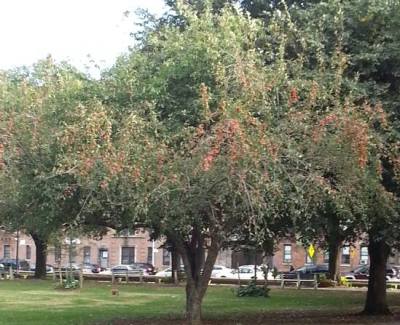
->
[2,228,398,273]
[0,228,231,271]
[0,228,171,270]
[273,239,370,273]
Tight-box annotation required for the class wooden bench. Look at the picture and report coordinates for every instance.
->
[346,279,400,289]
[280,273,318,289]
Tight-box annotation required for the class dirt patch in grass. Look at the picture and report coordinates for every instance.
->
[102,311,400,325]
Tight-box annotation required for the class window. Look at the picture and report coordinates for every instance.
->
[360,246,369,265]
[83,246,91,264]
[3,245,10,258]
[323,251,329,264]
[26,245,31,260]
[54,245,62,263]
[341,246,350,265]
[163,248,171,266]
[99,248,109,268]
[121,247,135,265]
[116,229,139,237]
[283,244,292,263]
[147,247,153,264]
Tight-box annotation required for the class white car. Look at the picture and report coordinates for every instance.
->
[211,265,234,278]
[155,266,185,278]
[156,265,234,278]
[232,265,273,280]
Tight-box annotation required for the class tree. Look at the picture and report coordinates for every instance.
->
[271,0,400,313]
[68,4,297,323]
[0,58,96,277]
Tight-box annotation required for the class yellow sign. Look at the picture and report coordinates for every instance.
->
[308,244,315,258]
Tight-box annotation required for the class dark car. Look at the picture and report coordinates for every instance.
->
[130,263,156,275]
[0,259,30,271]
[344,265,400,280]
[90,264,104,273]
[80,263,105,273]
[344,265,369,280]
[283,264,329,279]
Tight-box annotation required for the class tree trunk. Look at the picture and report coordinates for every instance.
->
[363,239,391,315]
[171,245,179,285]
[327,241,340,282]
[31,233,48,279]
[173,227,220,325]
[186,283,203,325]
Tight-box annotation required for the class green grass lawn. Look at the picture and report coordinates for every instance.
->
[0,280,399,325]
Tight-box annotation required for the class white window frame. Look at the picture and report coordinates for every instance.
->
[360,246,369,265]
[283,244,292,264]
[341,245,351,265]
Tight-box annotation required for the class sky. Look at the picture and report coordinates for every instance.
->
[0,0,166,73]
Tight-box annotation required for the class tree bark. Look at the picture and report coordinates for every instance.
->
[327,241,340,282]
[363,239,391,315]
[325,208,343,282]
[31,233,48,279]
[186,283,203,325]
[173,227,220,325]
[171,244,179,285]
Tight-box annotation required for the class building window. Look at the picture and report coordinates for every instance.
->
[121,247,135,265]
[360,246,369,265]
[99,248,109,268]
[341,246,350,265]
[323,251,329,264]
[83,246,91,264]
[162,248,171,266]
[147,247,153,264]
[3,245,10,258]
[116,229,140,237]
[26,245,31,260]
[283,244,292,264]
[54,245,62,264]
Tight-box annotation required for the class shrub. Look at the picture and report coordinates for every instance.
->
[236,281,270,297]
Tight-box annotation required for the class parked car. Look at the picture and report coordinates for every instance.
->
[0,259,30,271]
[155,266,185,278]
[130,263,155,275]
[344,265,400,280]
[111,264,143,277]
[343,265,369,280]
[60,263,81,272]
[232,265,273,280]
[30,264,54,273]
[77,263,105,274]
[90,264,104,273]
[282,264,329,280]
[211,265,234,278]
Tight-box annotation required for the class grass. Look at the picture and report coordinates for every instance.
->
[0,280,399,324]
